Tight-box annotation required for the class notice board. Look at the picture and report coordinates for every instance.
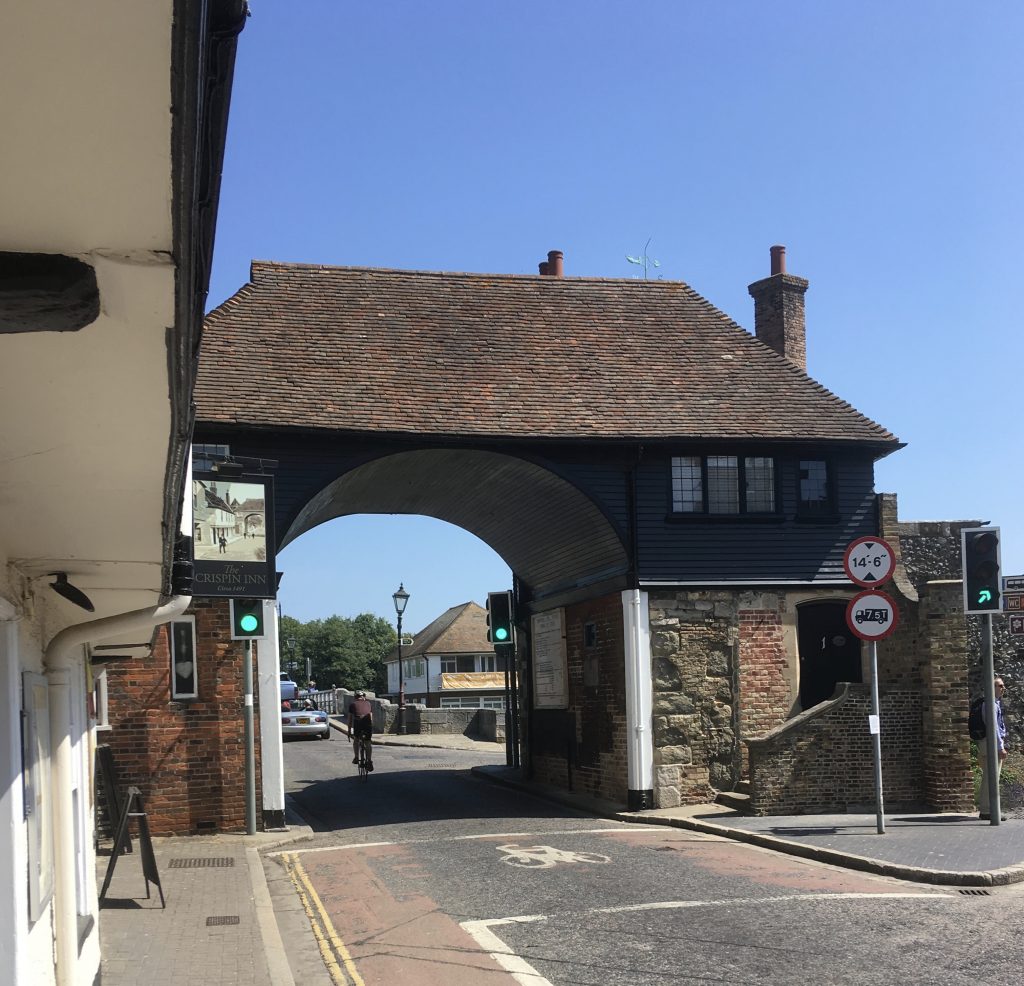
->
[531,608,568,709]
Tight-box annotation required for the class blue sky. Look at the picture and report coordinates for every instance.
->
[208,1,1022,631]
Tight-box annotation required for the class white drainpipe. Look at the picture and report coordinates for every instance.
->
[622,589,654,810]
[44,594,190,986]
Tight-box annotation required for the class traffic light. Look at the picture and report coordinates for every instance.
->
[961,527,1001,615]
[230,598,266,639]
[486,590,514,646]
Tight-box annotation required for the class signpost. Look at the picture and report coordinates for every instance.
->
[844,537,898,835]
[1009,615,1024,637]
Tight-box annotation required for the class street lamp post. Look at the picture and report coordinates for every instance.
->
[393,583,410,735]
[286,637,296,679]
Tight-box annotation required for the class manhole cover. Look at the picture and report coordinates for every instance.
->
[206,915,240,926]
[169,857,235,869]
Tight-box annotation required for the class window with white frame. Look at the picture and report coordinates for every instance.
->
[170,617,198,700]
[480,653,507,673]
[402,657,425,678]
[440,695,505,710]
[671,455,776,515]
[440,655,476,673]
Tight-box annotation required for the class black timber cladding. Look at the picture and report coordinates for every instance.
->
[636,448,877,582]
[197,426,881,593]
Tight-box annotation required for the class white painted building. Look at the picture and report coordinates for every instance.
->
[0,3,245,983]
[385,601,511,709]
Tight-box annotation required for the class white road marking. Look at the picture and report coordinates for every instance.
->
[459,891,951,983]
[268,825,663,857]
[592,892,949,914]
[461,916,553,986]
[497,843,611,869]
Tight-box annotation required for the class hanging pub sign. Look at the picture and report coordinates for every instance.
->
[191,472,277,599]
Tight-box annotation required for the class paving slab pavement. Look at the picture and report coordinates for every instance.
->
[97,812,314,986]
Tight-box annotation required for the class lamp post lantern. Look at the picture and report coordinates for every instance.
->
[393,583,410,734]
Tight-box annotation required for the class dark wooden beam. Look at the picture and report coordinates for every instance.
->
[0,252,99,333]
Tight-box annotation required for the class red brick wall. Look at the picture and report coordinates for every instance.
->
[529,593,628,804]
[102,597,263,835]
[737,607,791,758]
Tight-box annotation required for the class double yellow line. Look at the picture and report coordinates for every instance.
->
[281,852,366,986]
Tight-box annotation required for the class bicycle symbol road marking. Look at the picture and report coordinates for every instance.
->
[496,843,611,869]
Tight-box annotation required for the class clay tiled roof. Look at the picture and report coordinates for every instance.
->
[196,262,899,446]
[386,601,489,662]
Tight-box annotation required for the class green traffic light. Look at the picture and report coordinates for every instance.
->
[494,627,509,641]
[978,589,993,605]
[240,613,259,632]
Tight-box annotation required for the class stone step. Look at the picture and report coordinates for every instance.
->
[735,779,751,795]
[714,789,752,813]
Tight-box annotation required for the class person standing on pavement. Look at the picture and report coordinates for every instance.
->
[979,676,1009,821]
[348,690,374,772]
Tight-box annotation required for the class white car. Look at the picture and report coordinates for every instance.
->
[281,706,330,740]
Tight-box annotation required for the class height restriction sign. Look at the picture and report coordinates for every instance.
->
[843,537,896,588]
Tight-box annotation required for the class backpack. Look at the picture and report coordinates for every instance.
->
[968,697,986,741]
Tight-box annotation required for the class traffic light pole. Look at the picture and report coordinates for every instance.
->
[983,614,1001,826]
[244,639,256,834]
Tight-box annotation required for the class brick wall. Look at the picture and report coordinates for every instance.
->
[737,605,792,769]
[529,593,628,804]
[748,684,923,813]
[918,581,975,810]
[102,597,263,835]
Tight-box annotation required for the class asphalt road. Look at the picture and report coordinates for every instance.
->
[269,738,1024,986]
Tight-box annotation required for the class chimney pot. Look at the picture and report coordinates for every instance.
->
[538,261,550,276]
[547,250,564,277]
[770,244,786,276]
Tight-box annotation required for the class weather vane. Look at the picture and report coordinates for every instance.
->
[626,238,661,279]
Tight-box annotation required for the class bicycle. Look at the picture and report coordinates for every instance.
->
[353,733,372,781]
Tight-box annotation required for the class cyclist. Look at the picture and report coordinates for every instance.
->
[347,690,374,772]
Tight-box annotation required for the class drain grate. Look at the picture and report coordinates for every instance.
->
[958,888,992,896]
[206,915,240,926]
[425,762,459,769]
[169,857,236,869]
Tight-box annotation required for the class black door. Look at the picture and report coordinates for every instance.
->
[797,601,862,710]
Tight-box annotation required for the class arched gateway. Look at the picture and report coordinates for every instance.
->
[190,252,972,817]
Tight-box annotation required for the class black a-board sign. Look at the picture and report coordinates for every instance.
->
[99,787,164,908]
[192,472,277,598]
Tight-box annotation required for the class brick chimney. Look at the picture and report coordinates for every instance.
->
[539,249,564,277]
[747,245,809,371]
